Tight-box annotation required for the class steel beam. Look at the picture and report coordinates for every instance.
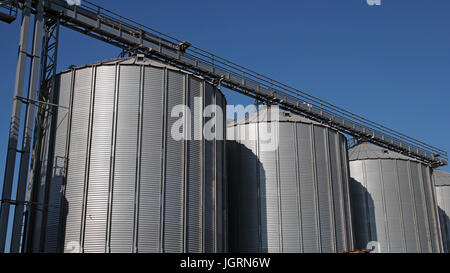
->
[0,0,32,253]
[22,14,60,253]
[9,0,44,253]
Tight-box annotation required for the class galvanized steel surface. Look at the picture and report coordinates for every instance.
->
[26,57,226,253]
[349,142,443,253]
[227,110,353,253]
[433,169,450,253]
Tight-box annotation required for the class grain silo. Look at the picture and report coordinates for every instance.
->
[433,169,450,253]
[227,107,354,253]
[349,142,443,253]
[24,56,227,253]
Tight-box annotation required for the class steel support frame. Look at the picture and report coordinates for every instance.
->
[0,0,60,253]
[0,0,32,253]
[23,12,60,253]
[8,0,44,253]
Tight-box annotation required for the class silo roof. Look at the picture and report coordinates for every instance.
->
[57,56,226,102]
[228,107,324,127]
[434,169,450,186]
[60,56,205,79]
[349,142,420,162]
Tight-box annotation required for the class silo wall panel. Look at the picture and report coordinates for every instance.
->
[349,145,443,253]
[227,113,353,253]
[296,123,319,253]
[279,123,300,253]
[43,72,72,252]
[110,65,141,253]
[328,131,345,252]
[421,166,441,253]
[84,65,116,253]
[313,126,334,253]
[215,94,225,253]
[186,77,202,253]
[233,124,259,253]
[28,58,227,253]
[259,124,279,253]
[163,70,185,253]
[63,67,93,252]
[433,170,450,253]
[436,186,450,253]
[396,160,419,252]
[137,66,164,253]
[204,83,215,253]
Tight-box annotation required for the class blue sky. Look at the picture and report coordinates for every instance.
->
[0,0,449,250]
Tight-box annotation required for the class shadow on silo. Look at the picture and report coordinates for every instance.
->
[59,195,69,253]
[42,172,69,253]
[349,178,377,251]
[227,141,268,253]
[46,168,69,253]
[25,172,69,253]
[438,206,450,253]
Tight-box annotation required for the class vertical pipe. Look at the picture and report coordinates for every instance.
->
[10,0,44,253]
[0,0,32,253]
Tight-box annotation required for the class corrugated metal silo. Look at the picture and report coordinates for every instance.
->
[25,57,227,253]
[349,142,443,253]
[227,108,354,253]
[433,169,450,253]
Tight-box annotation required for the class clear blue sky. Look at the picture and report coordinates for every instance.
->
[0,0,449,250]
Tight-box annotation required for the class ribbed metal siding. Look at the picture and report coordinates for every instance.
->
[259,123,280,253]
[63,68,93,252]
[215,94,225,253]
[349,147,443,253]
[421,165,441,253]
[297,123,318,252]
[110,65,140,253]
[84,66,115,253]
[433,170,450,253]
[279,124,300,253]
[138,66,164,253]
[186,77,202,253]
[328,131,345,253]
[204,84,215,253]
[43,72,72,252]
[163,70,185,253]
[435,184,450,253]
[29,58,226,253]
[227,114,353,253]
